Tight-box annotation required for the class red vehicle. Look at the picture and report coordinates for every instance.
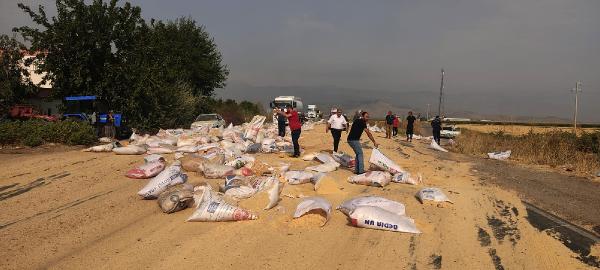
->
[9,104,58,122]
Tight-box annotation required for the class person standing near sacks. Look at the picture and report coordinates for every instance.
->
[385,111,394,139]
[392,114,400,137]
[348,111,379,174]
[275,108,287,137]
[431,115,442,145]
[326,108,348,153]
[406,111,417,142]
[275,104,302,157]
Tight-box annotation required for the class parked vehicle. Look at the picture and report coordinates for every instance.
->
[62,95,131,138]
[269,96,305,123]
[307,104,319,120]
[191,113,225,129]
[9,104,58,121]
[440,125,461,138]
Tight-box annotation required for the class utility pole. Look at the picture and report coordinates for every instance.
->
[426,103,430,120]
[571,81,582,134]
[438,68,444,117]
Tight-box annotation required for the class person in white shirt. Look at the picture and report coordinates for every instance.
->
[326,108,348,153]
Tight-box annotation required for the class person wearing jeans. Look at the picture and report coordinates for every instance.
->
[347,111,379,174]
[275,104,303,157]
[326,108,348,153]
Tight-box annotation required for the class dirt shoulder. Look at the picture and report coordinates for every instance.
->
[469,156,600,235]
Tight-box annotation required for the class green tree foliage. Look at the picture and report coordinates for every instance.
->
[209,99,265,125]
[0,35,34,115]
[14,0,229,130]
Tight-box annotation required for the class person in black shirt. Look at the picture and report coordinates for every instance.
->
[385,111,394,139]
[406,111,417,142]
[347,111,379,174]
[431,115,442,145]
[276,109,287,137]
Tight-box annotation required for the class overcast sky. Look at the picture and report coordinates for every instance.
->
[2,0,599,122]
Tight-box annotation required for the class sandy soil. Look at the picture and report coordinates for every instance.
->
[457,124,599,135]
[0,124,596,269]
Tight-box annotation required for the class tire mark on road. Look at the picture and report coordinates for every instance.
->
[0,190,113,230]
[0,172,70,201]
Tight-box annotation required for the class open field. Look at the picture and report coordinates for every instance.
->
[0,124,598,269]
[457,124,600,136]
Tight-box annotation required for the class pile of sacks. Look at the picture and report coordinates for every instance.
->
[93,116,450,234]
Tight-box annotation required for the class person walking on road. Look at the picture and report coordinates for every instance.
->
[275,105,302,157]
[406,111,417,142]
[385,111,394,139]
[326,108,348,153]
[431,115,442,145]
[104,111,116,139]
[276,108,287,137]
[392,114,399,137]
[348,111,379,174]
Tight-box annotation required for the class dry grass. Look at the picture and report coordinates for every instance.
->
[453,129,600,176]
[457,124,600,136]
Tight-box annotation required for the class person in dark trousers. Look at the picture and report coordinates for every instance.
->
[104,111,116,139]
[406,111,417,142]
[347,111,379,174]
[275,105,302,157]
[431,115,442,145]
[276,108,287,137]
[326,108,348,153]
[385,111,394,139]
[392,114,399,137]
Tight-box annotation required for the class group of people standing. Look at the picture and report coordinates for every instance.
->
[273,106,436,176]
[385,111,417,142]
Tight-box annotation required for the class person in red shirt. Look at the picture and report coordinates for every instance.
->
[274,104,302,157]
[392,114,400,137]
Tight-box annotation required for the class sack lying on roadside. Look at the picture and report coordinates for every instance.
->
[369,148,404,174]
[138,161,188,199]
[203,164,235,178]
[225,155,255,169]
[225,186,257,200]
[302,152,318,161]
[430,139,448,152]
[306,162,338,173]
[349,206,420,233]
[187,186,258,222]
[261,138,277,153]
[98,137,113,143]
[113,145,147,155]
[332,152,355,168]
[126,159,166,179]
[348,171,392,187]
[416,187,452,203]
[157,183,194,213]
[176,145,199,153]
[338,196,406,217]
[244,115,266,141]
[487,150,511,160]
[391,172,422,185]
[144,154,164,163]
[315,153,340,166]
[284,170,316,185]
[293,196,332,226]
[83,142,121,152]
[264,181,284,210]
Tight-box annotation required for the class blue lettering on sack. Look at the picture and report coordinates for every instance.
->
[207,202,220,213]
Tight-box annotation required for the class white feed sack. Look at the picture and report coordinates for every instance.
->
[244,115,266,141]
[337,196,406,217]
[157,183,195,214]
[126,160,166,179]
[369,148,405,174]
[293,196,332,226]
[349,206,420,233]
[347,171,392,187]
[416,187,452,204]
[306,162,338,173]
[487,150,511,160]
[113,145,147,155]
[138,161,188,199]
[391,172,422,185]
[83,142,117,152]
[187,186,258,222]
[284,170,316,185]
[430,139,449,152]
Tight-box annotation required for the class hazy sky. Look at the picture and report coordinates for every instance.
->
[2,0,599,121]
